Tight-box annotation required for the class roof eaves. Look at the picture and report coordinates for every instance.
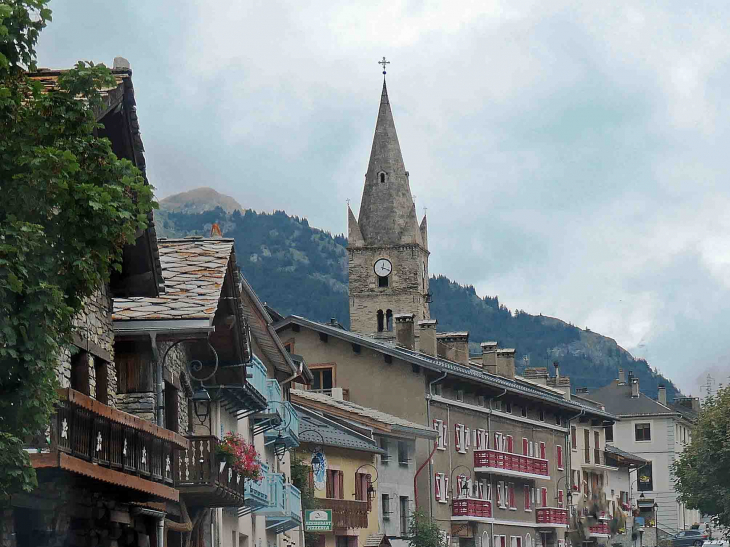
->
[277,316,616,420]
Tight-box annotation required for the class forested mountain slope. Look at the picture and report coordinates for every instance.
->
[156,199,680,399]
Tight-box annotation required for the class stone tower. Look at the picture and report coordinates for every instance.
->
[348,80,430,336]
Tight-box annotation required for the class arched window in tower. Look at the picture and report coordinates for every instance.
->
[379,275,389,288]
[386,309,393,332]
[379,172,386,183]
[377,310,384,332]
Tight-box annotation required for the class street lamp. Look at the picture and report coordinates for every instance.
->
[191,385,211,424]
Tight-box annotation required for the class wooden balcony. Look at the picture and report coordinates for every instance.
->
[27,388,187,502]
[474,449,550,480]
[452,498,492,521]
[317,498,369,530]
[176,435,249,508]
[536,507,569,526]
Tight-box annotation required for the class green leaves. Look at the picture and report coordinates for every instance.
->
[0,0,154,503]
[672,386,730,530]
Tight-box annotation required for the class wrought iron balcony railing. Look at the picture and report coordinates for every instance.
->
[452,498,492,520]
[536,507,569,526]
[474,449,550,479]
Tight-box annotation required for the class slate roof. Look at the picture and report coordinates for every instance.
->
[291,389,438,438]
[606,444,648,465]
[294,404,386,454]
[275,316,616,420]
[585,381,678,418]
[114,238,233,322]
[669,401,699,422]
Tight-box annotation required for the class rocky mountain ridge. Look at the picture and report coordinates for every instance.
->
[154,188,681,399]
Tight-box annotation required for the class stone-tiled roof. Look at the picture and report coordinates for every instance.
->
[606,444,648,465]
[365,534,391,547]
[114,238,233,321]
[291,389,437,438]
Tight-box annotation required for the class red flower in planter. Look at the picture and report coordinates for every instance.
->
[216,432,263,481]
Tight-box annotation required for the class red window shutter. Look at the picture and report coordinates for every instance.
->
[540,442,546,460]
[523,438,528,455]
[338,471,344,500]
[456,475,464,498]
[541,487,547,507]
[509,484,515,508]
[571,427,577,449]
[507,436,513,453]
[524,485,530,510]
[501,537,506,547]
[557,446,563,468]
[558,490,564,508]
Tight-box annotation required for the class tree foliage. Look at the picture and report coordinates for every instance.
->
[672,386,730,529]
[0,1,155,501]
[408,509,447,547]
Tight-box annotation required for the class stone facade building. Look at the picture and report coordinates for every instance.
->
[348,82,430,337]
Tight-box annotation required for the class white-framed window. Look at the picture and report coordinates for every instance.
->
[435,472,449,503]
[494,536,506,547]
[457,389,465,402]
[510,536,522,547]
[497,481,505,508]
[433,419,447,450]
[456,474,468,499]
[482,532,490,547]
[455,424,469,453]
[557,445,564,470]
[525,534,532,547]
[508,483,516,509]
[493,432,502,451]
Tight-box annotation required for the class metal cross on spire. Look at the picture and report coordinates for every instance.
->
[379,56,390,75]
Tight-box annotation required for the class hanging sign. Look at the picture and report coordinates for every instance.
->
[312,450,327,491]
[305,509,333,532]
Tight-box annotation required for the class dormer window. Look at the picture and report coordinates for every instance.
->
[379,172,386,183]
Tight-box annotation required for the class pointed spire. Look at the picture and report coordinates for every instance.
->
[357,80,421,247]
[348,205,365,247]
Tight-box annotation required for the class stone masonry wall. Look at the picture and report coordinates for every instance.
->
[348,244,430,333]
[57,284,117,407]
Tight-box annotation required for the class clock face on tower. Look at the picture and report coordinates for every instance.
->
[374,258,392,277]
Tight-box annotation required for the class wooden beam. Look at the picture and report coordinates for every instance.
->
[59,388,189,449]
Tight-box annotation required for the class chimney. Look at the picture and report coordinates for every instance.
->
[523,368,549,385]
[496,349,516,380]
[658,385,667,406]
[394,314,416,350]
[631,377,639,398]
[436,333,469,366]
[481,342,498,375]
[554,361,560,380]
[113,56,130,70]
[417,320,438,356]
[618,369,625,384]
[691,397,700,412]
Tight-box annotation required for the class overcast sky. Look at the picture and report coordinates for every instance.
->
[37,1,730,394]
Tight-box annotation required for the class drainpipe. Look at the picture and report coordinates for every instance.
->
[157,517,165,547]
[279,360,304,387]
[150,333,163,427]
[487,388,506,542]
[427,371,447,518]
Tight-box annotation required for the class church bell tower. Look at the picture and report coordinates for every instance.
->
[348,76,430,336]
